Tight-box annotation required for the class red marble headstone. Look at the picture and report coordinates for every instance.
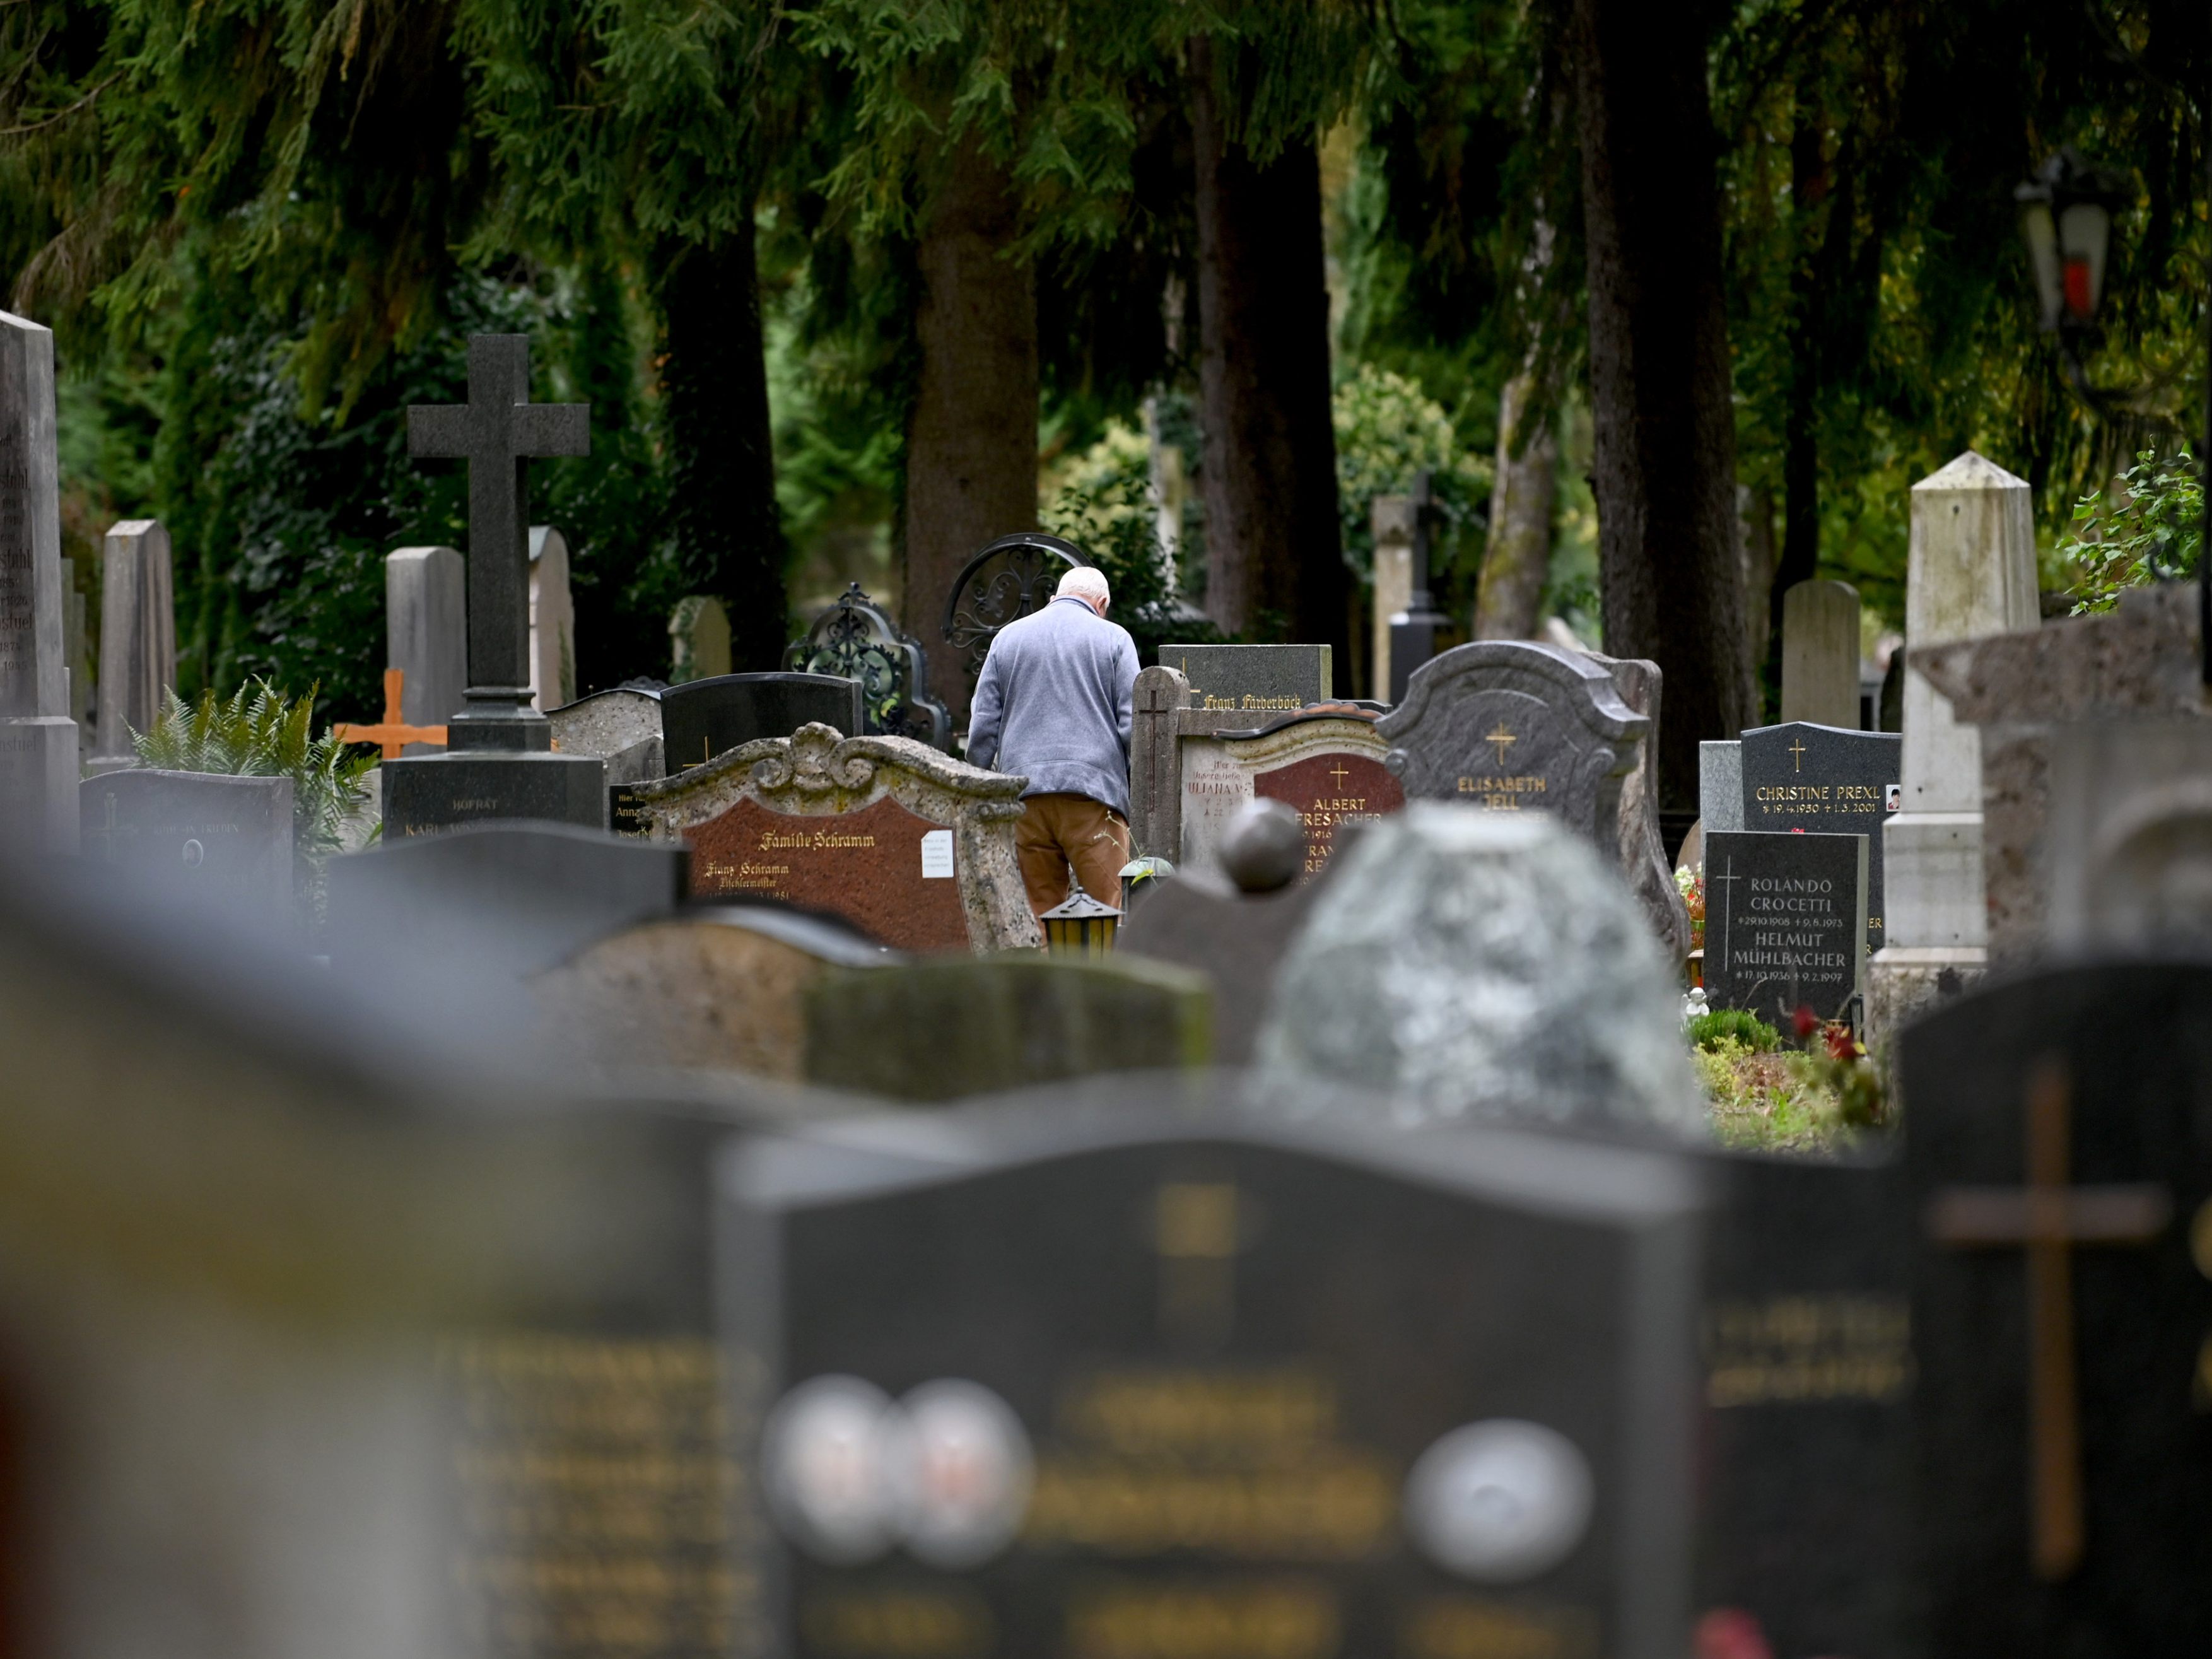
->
[684,794,969,952]
[1253,751,1405,877]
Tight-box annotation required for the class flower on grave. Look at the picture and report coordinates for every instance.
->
[1791,1004,1820,1041]
[1692,1608,1774,1659]
[1821,1019,1858,1062]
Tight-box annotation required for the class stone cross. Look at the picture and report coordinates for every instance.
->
[407,336,587,746]
[335,669,448,760]
[1926,1059,2170,1580]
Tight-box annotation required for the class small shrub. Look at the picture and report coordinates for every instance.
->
[1687,1008,1779,1053]
[2055,447,2201,614]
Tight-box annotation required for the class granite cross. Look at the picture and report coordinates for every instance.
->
[1926,1059,2172,1580]
[334,669,448,760]
[407,336,587,744]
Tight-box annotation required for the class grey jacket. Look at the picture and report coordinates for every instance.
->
[966,596,1139,815]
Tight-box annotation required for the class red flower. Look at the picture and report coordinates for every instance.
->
[1693,1608,1774,1659]
[1791,1003,1820,1040]
[1822,1019,1856,1061]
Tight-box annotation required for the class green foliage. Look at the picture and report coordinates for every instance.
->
[1331,363,1490,580]
[134,679,375,867]
[1687,1007,1780,1053]
[1697,1037,1859,1154]
[2054,448,2203,614]
[1042,440,1227,665]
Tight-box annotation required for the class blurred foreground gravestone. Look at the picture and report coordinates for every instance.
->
[1899,959,2212,1657]
[1258,805,1701,1137]
[0,857,804,1659]
[632,723,1038,952]
[532,904,894,1079]
[2045,719,2212,949]
[800,953,1213,1100]
[720,1072,1704,1659]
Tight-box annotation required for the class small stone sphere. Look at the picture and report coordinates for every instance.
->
[1219,799,1306,894]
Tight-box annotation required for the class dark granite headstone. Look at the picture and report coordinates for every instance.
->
[1695,1149,1912,1659]
[1899,961,2212,1658]
[659,671,864,775]
[80,769,294,932]
[1740,722,1900,949]
[1378,640,1646,850]
[720,1074,1704,1659]
[329,821,687,990]
[1157,643,1332,714]
[1702,830,1867,1026]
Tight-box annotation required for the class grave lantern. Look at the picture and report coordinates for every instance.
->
[1040,888,1121,955]
[2015,150,2129,335]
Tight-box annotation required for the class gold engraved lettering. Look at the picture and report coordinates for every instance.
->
[1060,1371,1337,1453]
[1402,1595,1603,1659]
[1702,1294,1913,1407]
[1065,1580,1338,1659]
[803,1588,994,1657]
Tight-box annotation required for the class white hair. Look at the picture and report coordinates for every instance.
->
[1056,566,1110,605]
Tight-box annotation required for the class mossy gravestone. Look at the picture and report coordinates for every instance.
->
[802,954,1213,1100]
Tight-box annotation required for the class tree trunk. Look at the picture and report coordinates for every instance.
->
[1570,0,1756,812]
[904,134,1038,720]
[658,212,787,676]
[1190,38,1346,652]
[1475,368,1557,639]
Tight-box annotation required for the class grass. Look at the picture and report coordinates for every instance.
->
[1695,1035,1880,1155]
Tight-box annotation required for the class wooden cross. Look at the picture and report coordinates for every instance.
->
[334,669,448,760]
[1328,760,1351,788]
[1788,736,1808,771]
[1484,722,1517,766]
[1926,1058,2172,1580]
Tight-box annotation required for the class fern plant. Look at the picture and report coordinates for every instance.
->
[132,679,377,874]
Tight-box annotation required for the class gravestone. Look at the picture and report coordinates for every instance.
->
[1371,494,1415,700]
[670,594,732,683]
[1593,652,1692,956]
[629,722,1039,952]
[64,561,89,742]
[329,820,686,997]
[1258,805,1703,1136]
[93,519,176,761]
[0,310,79,854]
[380,336,605,835]
[1695,1149,1913,1659]
[531,904,892,1078]
[1913,582,2209,959]
[1700,741,1744,836]
[1869,451,2039,1040]
[1379,640,1647,855]
[2043,718,2212,949]
[1121,802,1350,1064]
[549,684,665,833]
[1178,710,1402,878]
[802,954,1214,1100]
[527,524,575,710]
[385,545,465,756]
[722,1072,1704,1659]
[79,770,293,934]
[1899,961,2212,1658]
[1779,578,1861,729]
[1740,721,1901,949]
[1157,642,1332,713]
[1701,830,1867,1026]
[659,671,864,777]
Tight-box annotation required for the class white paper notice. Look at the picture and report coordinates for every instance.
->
[920,829,954,878]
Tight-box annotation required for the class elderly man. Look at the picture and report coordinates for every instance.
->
[966,565,1140,917]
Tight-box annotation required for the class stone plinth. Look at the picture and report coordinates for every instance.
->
[94,520,175,760]
[0,310,77,853]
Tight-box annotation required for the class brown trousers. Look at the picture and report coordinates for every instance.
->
[1015,792,1132,915]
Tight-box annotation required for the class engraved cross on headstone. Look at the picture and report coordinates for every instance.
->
[1926,1058,2171,1580]
[407,336,587,747]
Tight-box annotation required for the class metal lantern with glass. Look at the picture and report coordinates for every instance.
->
[1039,889,1122,955]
